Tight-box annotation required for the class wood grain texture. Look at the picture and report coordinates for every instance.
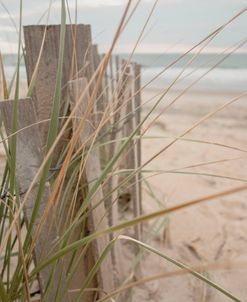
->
[24,25,98,301]
[0,98,68,301]
[24,24,92,152]
[103,61,133,284]
[119,62,143,241]
[91,44,105,127]
[133,63,142,237]
[68,78,114,295]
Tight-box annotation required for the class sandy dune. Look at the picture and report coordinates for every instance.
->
[1,87,247,301]
[130,88,247,301]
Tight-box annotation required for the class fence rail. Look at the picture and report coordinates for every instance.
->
[0,24,142,301]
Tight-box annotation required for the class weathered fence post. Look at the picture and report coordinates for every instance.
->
[1,22,142,301]
[133,62,142,238]
[23,24,114,300]
[115,60,142,241]
[68,77,114,295]
[99,55,143,285]
[0,98,68,301]
[24,24,92,157]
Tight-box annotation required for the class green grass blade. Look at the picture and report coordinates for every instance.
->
[117,236,241,302]
[24,0,66,247]
[0,276,8,302]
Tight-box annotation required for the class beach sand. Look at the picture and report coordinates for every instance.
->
[1,87,247,301]
[129,87,247,301]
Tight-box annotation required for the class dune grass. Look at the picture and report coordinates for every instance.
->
[0,1,247,301]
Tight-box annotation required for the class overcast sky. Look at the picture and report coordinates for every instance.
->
[0,0,246,53]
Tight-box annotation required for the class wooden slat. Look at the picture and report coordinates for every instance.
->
[91,44,106,127]
[24,25,98,301]
[89,53,126,283]
[115,55,120,83]
[92,44,100,70]
[114,61,141,241]
[68,78,114,295]
[102,61,134,284]
[109,56,115,97]
[118,61,143,240]
[133,63,142,232]
[101,53,110,115]
[0,98,68,301]
[24,24,92,153]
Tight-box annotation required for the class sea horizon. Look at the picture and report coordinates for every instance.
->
[2,51,247,93]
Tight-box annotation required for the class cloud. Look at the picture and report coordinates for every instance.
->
[0,8,43,21]
[82,0,125,6]
[66,0,154,8]
[54,0,126,9]
[99,42,247,54]
[0,25,17,33]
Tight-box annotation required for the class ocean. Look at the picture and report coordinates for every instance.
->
[119,53,247,93]
[2,52,247,93]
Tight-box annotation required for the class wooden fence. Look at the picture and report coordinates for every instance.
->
[0,24,142,301]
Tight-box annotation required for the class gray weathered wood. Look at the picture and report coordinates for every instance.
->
[90,52,126,283]
[126,65,141,240]
[91,44,106,127]
[108,56,114,98]
[115,55,120,84]
[24,24,92,153]
[92,44,100,71]
[101,54,110,114]
[119,61,143,241]
[115,61,141,240]
[104,61,133,283]
[0,98,68,301]
[24,25,98,300]
[133,63,142,232]
[68,78,114,295]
